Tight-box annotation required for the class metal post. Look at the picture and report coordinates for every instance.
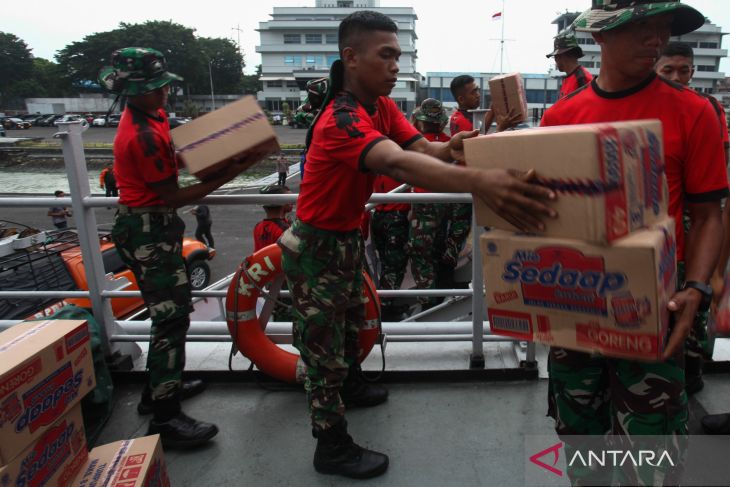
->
[55,121,119,354]
[470,215,486,368]
[208,60,216,111]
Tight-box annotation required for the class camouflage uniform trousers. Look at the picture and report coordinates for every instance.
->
[548,290,690,484]
[112,209,192,402]
[444,203,472,267]
[279,219,367,431]
[408,203,448,306]
[371,209,409,299]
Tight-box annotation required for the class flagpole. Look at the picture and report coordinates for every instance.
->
[500,0,505,74]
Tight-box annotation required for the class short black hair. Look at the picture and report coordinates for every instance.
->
[338,10,398,57]
[661,42,694,62]
[450,75,475,100]
[54,190,65,197]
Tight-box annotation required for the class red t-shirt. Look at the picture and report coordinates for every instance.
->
[449,109,473,136]
[541,74,729,261]
[114,105,179,207]
[413,131,452,193]
[373,175,410,212]
[559,66,594,99]
[295,91,422,231]
[253,218,290,252]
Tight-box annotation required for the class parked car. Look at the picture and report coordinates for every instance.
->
[0,227,216,321]
[92,116,107,127]
[35,114,61,126]
[168,116,191,129]
[54,114,87,126]
[107,114,121,127]
[3,118,31,129]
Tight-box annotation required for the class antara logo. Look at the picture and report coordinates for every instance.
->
[15,363,83,434]
[529,441,676,478]
[502,247,627,316]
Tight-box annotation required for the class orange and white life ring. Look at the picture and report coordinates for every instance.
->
[225,243,381,384]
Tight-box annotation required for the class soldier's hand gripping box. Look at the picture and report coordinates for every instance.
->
[0,403,88,487]
[0,320,95,466]
[480,217,677,361]
[488,72,529,123]
[72,435,170,487]
[464,120,669,244]
[171,95,280,180]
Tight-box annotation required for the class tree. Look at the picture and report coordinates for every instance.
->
[55,21,245,96]
[198,37,245,94]
[0,32,34,106]
[241,65,262,96]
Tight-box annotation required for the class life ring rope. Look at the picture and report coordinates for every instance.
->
[225,244,381,384]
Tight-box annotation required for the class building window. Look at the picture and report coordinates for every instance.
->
[326,55,339,66]
[577,38,596,45]
[284,34,301,44]
[305,33,322,44]
[266,99,282,112]
[286,81,299,88]
[338,1,354,6]
[284,55,302,66]
[306,55,324,65]
[326,33,338,44]
[579,61,595,68]
[697,65,716,72]
[526,89,558,104]
[699,42,719,49]
[267,80,283,88]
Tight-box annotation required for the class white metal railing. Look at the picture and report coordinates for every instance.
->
[0,121,537,367]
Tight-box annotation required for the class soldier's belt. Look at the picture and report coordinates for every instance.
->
[118,204,175,214]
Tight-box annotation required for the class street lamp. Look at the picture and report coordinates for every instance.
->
[208,59,216,111]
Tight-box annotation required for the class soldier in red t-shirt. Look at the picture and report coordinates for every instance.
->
[542,3,727,484]
[546,32,594,99]
[654,41,730,397]
[278,11,557,479]
[100,47,274,449]
[253,185,292,252]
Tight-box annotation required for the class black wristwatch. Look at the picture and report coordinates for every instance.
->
[681,280,712,312]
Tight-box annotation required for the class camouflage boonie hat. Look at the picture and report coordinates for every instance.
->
[573,0,704,36]
[415,98,448,125]
[98,47,182,96]
[546,33,584,58]
[306,77,329,110]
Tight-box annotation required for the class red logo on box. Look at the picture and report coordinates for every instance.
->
[0,357,42,400]
[126,453,147,466]
[576,323,658,357]
[488,309,532,340]
[16,362,83,434]
[494,290,519,304]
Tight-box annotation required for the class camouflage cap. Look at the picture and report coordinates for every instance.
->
[573,0,705,36]
[306,77,329,110]
[546,33,585,58]
[98,47,182,96]
[415,98,448,124]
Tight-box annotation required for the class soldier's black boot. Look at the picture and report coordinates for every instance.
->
[147,396,218,449]
[313,420,389,479]
[701,413,730,434]
[341,364,388,408]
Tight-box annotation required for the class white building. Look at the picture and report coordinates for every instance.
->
[552,12,727,94]
[256,0,420,114]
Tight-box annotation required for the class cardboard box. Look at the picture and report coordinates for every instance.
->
[0,320,95,466]
[171,95,280,180]
[0,403,88,487]
[488,73,528,123]
[481,218,677,361]
[72,435,170,487]
[465,120,669,244]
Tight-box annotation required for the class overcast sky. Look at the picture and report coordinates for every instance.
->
[3,0,728,76]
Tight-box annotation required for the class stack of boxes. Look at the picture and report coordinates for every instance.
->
[465,120,677,361]
[0,320,172,486]
[0,320,95,486]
